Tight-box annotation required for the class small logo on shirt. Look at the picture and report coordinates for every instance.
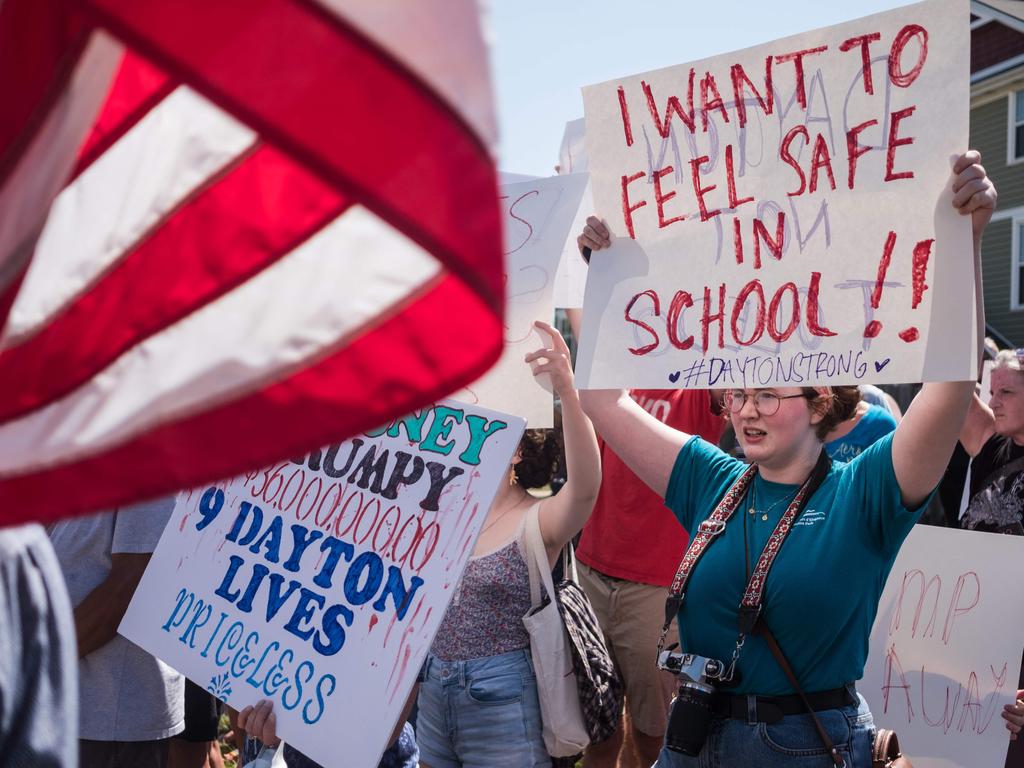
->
[793,510,826,527]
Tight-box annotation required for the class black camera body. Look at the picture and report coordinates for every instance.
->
[657,651,727,755]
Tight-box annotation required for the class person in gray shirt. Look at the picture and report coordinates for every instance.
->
[0,523,78,768]
[49,498,184,768]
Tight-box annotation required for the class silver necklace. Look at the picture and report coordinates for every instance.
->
[748,484,794,521]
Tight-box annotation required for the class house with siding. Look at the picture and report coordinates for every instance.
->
[971,0,1024,345]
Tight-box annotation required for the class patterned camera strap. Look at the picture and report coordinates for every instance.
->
[658,450,831,652]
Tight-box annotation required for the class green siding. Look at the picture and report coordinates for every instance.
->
[970,95,1024,211]
[980,219,1022,344]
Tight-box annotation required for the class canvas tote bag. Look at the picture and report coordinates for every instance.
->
[522,503,590,757]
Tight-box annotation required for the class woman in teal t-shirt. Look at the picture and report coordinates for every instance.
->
[576,152,996,768]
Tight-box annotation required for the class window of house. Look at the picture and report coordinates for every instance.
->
[1014,89,1024,162]
[1016,220,1024,308]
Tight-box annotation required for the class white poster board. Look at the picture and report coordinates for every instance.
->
[577,0,975,389]
[558,117,588,175]
[120,401,525,767]
[861,525,1024,768]
[456,173,588,425]
[554,119,592,310]
[553,183,593,310]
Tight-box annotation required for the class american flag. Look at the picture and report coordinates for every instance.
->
[0,0,504,525]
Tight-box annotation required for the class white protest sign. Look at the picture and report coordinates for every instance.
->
[456,173,588,425]
[553,182,593,310]
[860,525,1024,768]
[577,0,975,389]
[981,359,994,405]
[554,119,592,309]
[558,117,588,175]
[120,401,525,768]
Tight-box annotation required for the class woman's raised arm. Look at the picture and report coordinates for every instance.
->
[525,321,602,556]
[566,227,693,501]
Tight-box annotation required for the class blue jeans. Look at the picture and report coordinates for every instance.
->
[416,649,549,768]
[653,692,875,768]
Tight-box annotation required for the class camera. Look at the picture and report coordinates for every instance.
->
[657,652,726,756]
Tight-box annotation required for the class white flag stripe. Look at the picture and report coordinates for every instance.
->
[0,204,440,476]
[318,0,497,148]
[0,32,121,297]
[5,87,257,344]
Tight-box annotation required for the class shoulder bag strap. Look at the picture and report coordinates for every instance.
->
[657,462,758,653]
[746,450,844,768]
[523,502,555,610]
[760,624,845,768]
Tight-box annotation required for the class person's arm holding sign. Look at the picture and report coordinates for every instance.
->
[524,320,602,561]
[576,217,692,499]
[890,151,996,509]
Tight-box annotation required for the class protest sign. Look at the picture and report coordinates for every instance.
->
[554,183,593,310]
[576,0,975,389]
[558,117,588,175]
[456,173,588,425]
[861,525,1024,768]
[120,401,525,767]
[554,119,592,309]
[981,359,994,406]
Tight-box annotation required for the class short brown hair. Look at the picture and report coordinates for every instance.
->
[803,386,860,440]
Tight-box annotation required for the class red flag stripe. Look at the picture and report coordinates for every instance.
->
[0,272,502,525]
[72,0,503,310]
[0,0,90,189]
[71,49,174,182]
[0,142,353,421]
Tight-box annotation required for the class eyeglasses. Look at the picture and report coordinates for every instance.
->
[722,390,813,416]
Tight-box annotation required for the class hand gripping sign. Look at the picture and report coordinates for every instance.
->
[575,0,975,389]
[120,400,525,768]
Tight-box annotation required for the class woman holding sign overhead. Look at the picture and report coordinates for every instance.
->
[576,152,996,768]
[236,321,602,768]
[413,320,601,768]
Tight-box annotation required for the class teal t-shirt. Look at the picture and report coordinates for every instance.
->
[664,433,926,696]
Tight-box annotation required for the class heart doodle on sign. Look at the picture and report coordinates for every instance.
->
[669,371,681,383]
[874,359,891,373]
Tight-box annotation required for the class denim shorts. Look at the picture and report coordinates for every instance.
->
[652,691,875,768]
[416,648,549,768]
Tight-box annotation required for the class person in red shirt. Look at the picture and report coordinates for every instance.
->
[576,386,723,768]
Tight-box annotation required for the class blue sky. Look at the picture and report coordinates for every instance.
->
[489,0,921,176]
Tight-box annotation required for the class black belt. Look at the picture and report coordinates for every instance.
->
[710,685,856,724]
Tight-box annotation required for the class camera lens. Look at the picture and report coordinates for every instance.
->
[664,682,714,755]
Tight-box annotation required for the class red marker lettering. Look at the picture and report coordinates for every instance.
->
[840,33,882,95]
[641,73,696,138]
[653,166,685,229]
[730,57,774,128]
[884,106,916,182]
[620,171,647,239]
[624,290,661,355]
[780,125,809,196]
[889,24,929,88]
[689,155,720,222]
[774,46,828,109]
[846,119,878,189]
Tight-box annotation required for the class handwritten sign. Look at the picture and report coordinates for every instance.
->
[456,173,588,425]
[576,0,975,389]
[554,119,592,310]
[558,117,588,175]
[119,401,525,768]
[860,525,1024,768]
[554,184,593,310]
